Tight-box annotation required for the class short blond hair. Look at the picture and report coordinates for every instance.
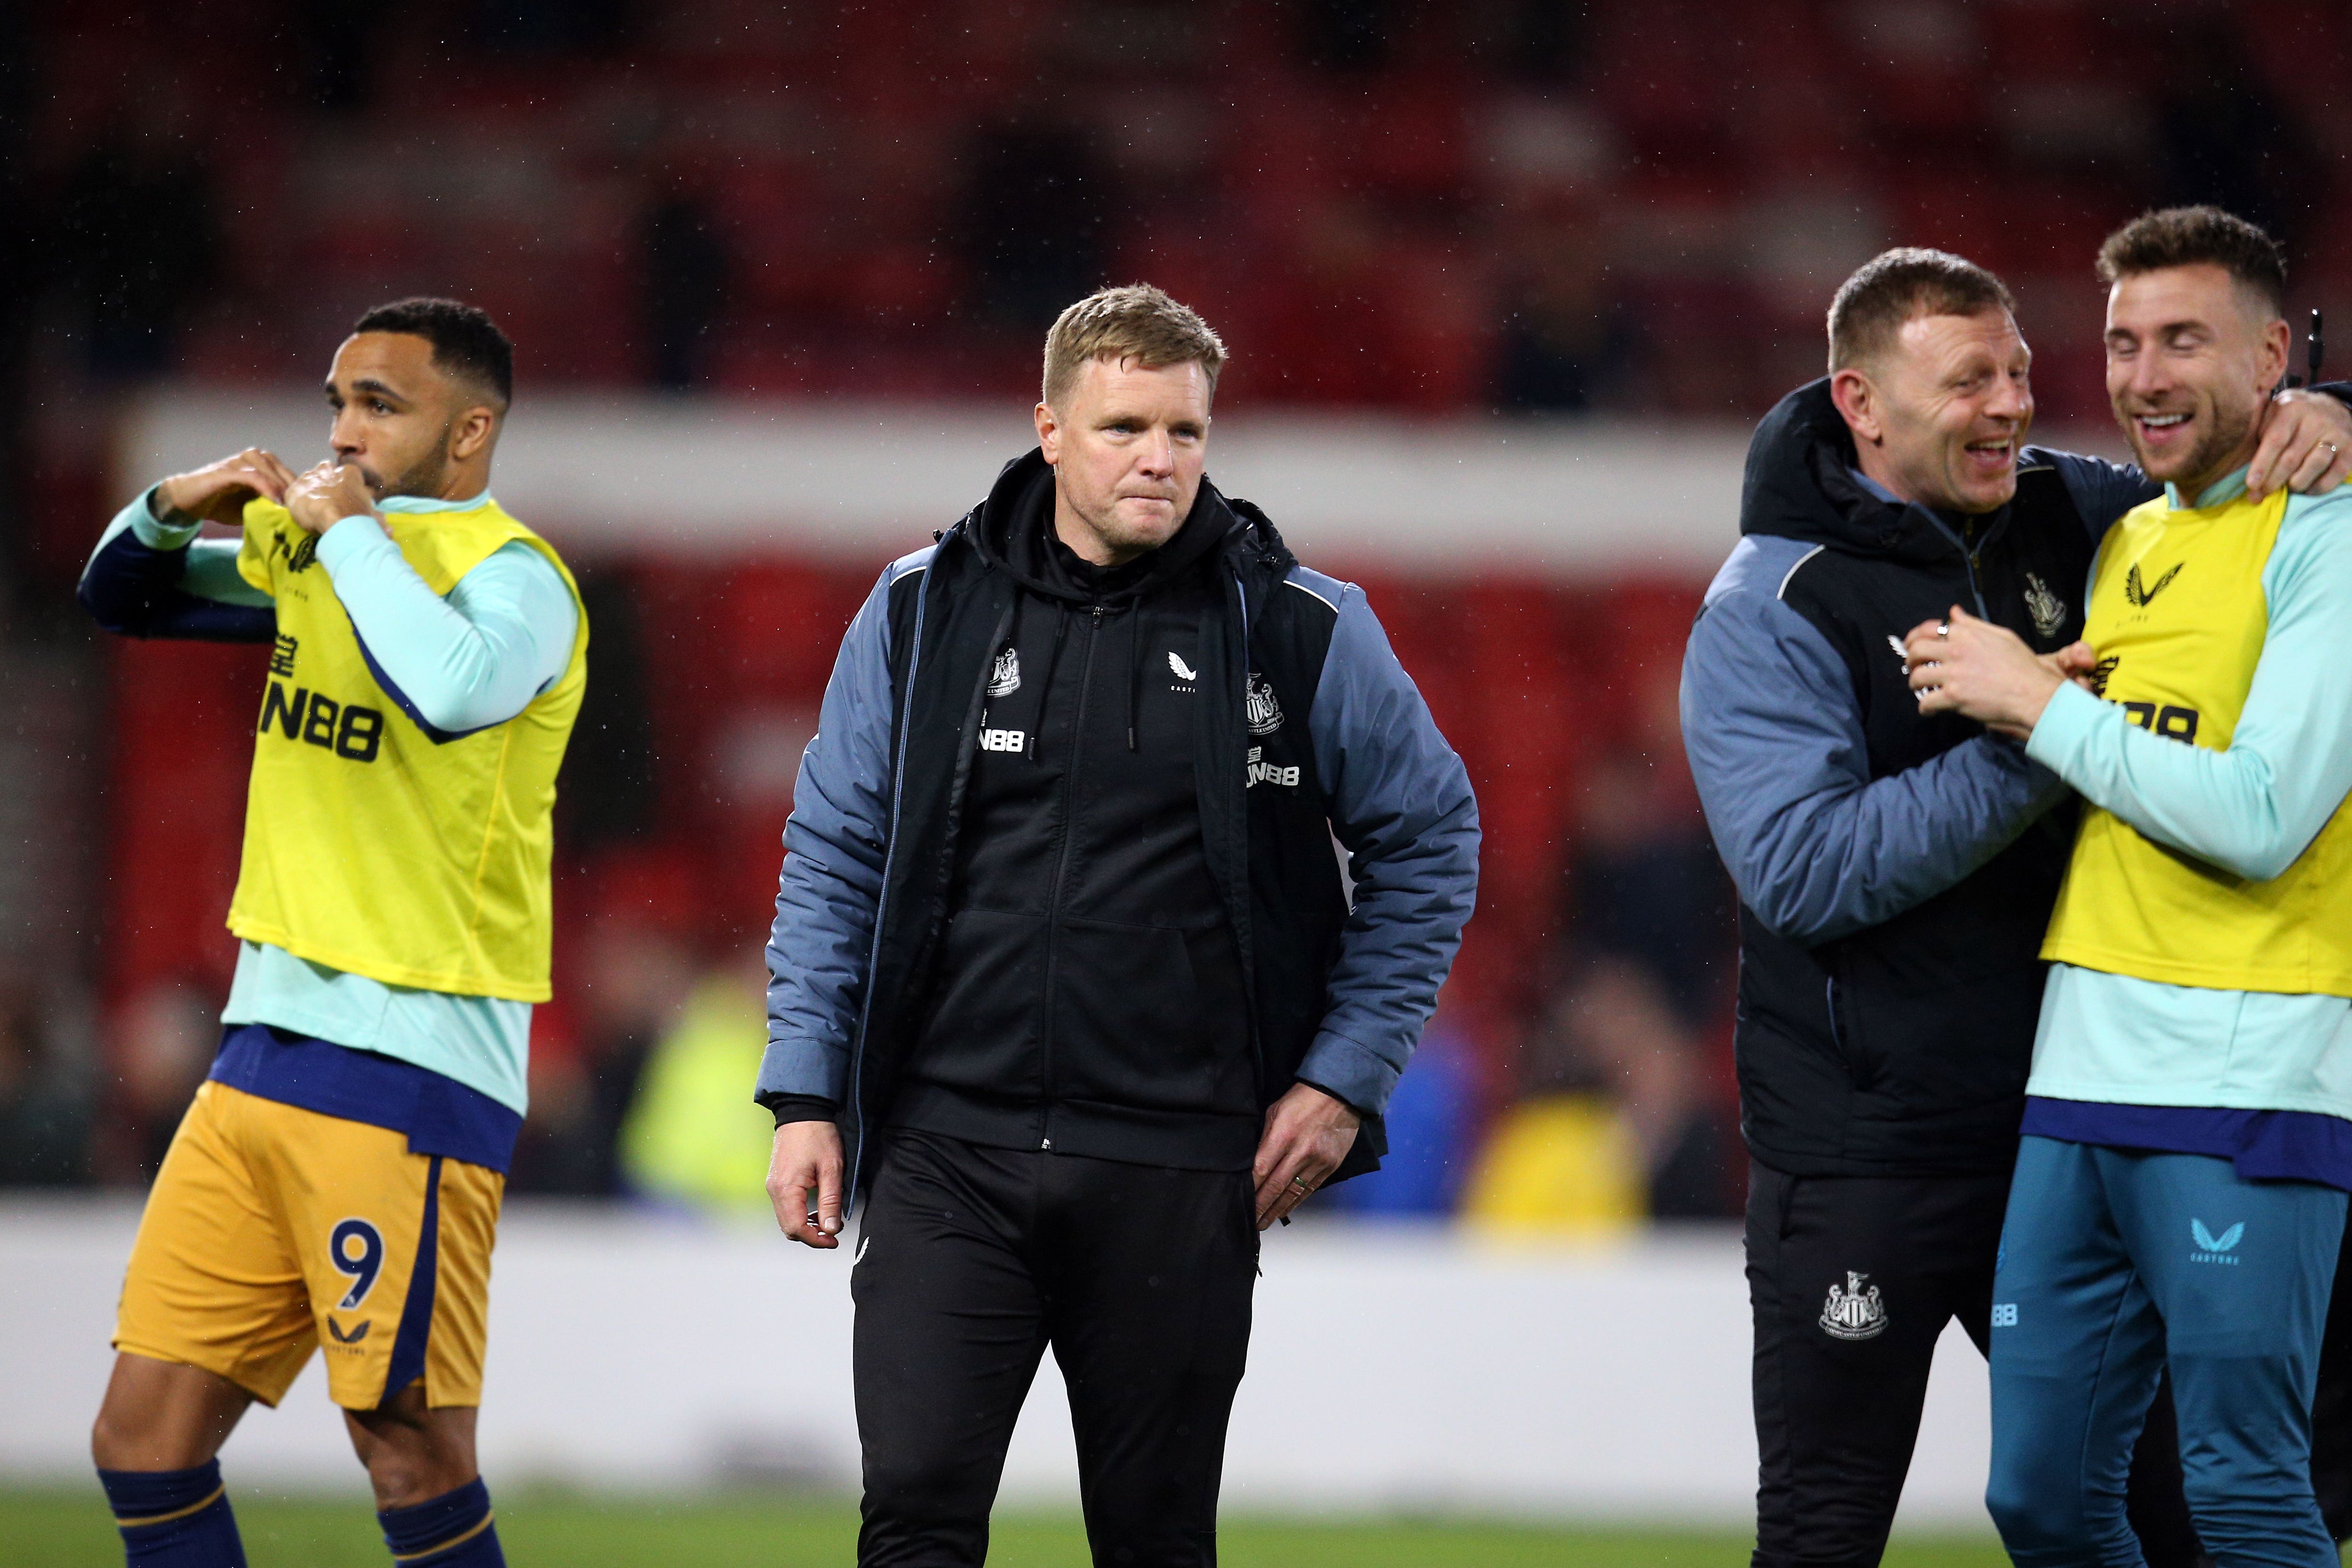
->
[1042,284,1227,409]
[1827,249,2015,373]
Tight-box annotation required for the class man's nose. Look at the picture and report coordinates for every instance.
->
[329,409,364,455]
[1136,429,1173,475]
[1985,374,2028,421]
[2126,353,2173,401]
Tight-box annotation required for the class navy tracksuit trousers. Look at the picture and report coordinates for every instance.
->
[1988,1137,2348,1567]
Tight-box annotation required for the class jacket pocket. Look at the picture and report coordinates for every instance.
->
[1825,972,1875,1090]
[1051,917,1251,1114]
[906,907,1048,1096]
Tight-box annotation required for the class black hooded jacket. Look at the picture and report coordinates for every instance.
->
[757,446,1481,1194]
[890,455,1265,1167]
[1688,380,2121,1175]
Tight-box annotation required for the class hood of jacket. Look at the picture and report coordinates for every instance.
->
[1739,378,2012,568]
[967,446,1262,606]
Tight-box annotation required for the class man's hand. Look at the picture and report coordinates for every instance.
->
[2247,389,2352,499]
[155,448,297,526]
[1903,607,2067,739]
[765,1120,846,1249]
[281,461,380,536]
[1252,1082,1360,1230]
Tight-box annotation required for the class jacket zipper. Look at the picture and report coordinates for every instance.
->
[844,554,938,1201]
[1228,563,1267,1091]
[1035,602,1105,1150]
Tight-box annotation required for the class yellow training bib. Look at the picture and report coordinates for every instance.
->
[226,497,587,1001]
[2042,484,2352,994]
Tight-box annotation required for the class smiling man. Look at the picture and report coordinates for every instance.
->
[1680,248,2352,1567]
[76,298,584,1568]
[1907,207,2352,1567]
[755,284,1478,1565]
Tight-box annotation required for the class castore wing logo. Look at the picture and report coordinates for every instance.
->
[2125,562,2183,608]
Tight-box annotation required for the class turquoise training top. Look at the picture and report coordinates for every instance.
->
[2019,468,2352,1188]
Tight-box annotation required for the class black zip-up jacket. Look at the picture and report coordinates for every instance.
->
[893,458,1261,1167]
[1683,380,2140,1175]
[758,450,1480,1195]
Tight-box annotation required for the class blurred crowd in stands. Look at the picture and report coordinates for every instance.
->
[3,0,2346,1225]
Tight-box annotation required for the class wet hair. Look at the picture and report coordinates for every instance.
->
[352,297,514,407]
[1827,249,2016,373]
[2096,205,2287,318]
[1042,284,1227,408]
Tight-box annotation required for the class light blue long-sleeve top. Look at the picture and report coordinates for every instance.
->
[103,488,578,1112]
[2023,468,2352,1126]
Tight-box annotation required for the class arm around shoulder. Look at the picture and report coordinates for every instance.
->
[1682,549,2065,944]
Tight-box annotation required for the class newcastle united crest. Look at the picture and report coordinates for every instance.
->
[1820,1271,1887,1341]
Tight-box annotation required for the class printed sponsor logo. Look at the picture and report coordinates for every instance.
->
[258,680,386,762]
[1992,1302,2018,1327]
[1887,634,1912,675]
[1246,746,1299,790]
[978,727,1026,754]
[1819,1271,1887,1340]
[2190,1218,2244,1265]
[2121,701,2199,744]
[327,1317,372,1346]
[1168,651,1199,684]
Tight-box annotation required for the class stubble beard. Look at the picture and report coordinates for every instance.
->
[373,424,455,501]
[2132,394,2259,494]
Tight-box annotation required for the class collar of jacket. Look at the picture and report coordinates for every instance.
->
[960,446,1291,604]
[1740,378,2015,568]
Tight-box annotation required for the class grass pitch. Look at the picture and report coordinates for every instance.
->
[0,1489,2015,1566]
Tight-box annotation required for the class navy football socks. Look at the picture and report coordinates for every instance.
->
[98,1460,247,1567]
[378,1478,503,1566]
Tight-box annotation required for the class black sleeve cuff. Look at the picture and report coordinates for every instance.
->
[757,1092,839,1129]
[1296,1076,1376,1120]
[2311,380,2352,408]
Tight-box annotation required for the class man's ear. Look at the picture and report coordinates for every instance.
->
[2255,315,2291,397]
[1034,401,1061,465]
[450,404,499,463]
[1828,368,1883,446]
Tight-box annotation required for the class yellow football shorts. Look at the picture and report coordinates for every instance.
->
[115,1080,504,1410]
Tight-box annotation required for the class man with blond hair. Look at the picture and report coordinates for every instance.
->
[752,284,1479,1564]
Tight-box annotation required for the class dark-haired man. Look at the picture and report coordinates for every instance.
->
[1914,206,2352,1566]
[77,298,585,1568]
[757,284,1478,1564]
[1681,248,2352,1565]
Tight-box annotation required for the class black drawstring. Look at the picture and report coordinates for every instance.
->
[1027,601,1070,761]
[1124,605,1140,751]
